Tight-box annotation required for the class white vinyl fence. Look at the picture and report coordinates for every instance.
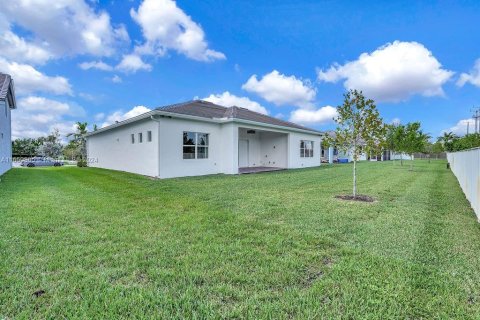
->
[447,148,480,220]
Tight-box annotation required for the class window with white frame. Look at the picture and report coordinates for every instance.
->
[147,131,152,142]
[300,140,314,157]
[138,132,143,143]
[183,131,209,159]
[131,134,135,144]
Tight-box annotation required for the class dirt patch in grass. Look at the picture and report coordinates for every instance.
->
[335,194,376,202]
[33,290,45,298]
[303,269,324,286]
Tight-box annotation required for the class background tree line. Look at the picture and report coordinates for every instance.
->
[12,122,89,163]
[438,131,480,152]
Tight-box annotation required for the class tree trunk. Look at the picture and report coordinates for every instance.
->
[400,154,403,166]
[353,158,357,197]
[410,154,414,171]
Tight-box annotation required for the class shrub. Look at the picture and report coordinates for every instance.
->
[77,160,87,167]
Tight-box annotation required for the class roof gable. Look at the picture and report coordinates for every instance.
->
[0,73,16,109]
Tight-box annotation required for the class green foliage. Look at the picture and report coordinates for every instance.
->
[437,132,480,152]
[77,159,87,167]
[36,129,63,158]
[67,122,88,160]
[453,133,480,151]
[402,122,430,156]
[438,132,457,152]
[385,124,406,155]
[12,138,43,156]
[430,141,445,154]
[334,90,386,159]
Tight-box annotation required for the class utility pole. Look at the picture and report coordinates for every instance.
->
[470,107,480,134]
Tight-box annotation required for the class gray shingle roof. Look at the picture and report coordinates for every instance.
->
[0,73,16,108]
[156,100,321,134]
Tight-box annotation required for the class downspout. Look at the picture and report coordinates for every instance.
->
[150,116,161,178]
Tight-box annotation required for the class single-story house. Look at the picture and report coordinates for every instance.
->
[86,100,322,178]
[0,73,16,176]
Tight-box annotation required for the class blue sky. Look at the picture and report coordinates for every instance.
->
[2,0,480,140]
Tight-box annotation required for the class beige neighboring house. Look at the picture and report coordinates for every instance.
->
[86,100,323,178]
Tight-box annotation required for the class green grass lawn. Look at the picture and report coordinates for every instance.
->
[1,161,480,319]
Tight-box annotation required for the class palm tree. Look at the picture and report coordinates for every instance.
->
[438,131,456,152]
[67,122,88,160]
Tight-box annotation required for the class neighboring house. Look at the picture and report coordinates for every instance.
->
[320,131,413,163]
[86,100,322,178]
[0,73,16,176]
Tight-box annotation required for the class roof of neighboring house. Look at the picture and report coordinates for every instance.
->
[0,73,16,109]
[156,100,321,134]
[87,100,323,137]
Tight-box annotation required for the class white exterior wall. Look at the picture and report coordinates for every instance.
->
[391,152,414,161]
[337,150,367,161]
[447,149,480,220]
[259,132,288,167]
[220,123,238,175]
[87,119,159,177]
[288,132,321,169]
[0,100,12,176]
[87,116,321,178]
[158,117,225,179]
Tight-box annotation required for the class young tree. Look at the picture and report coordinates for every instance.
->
[386,124,406,165]
[334,90,386,197]
[402,122,430,171]
[431,141,444,154]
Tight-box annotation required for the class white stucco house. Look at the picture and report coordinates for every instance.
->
[86,100,322,178]
[0,74,16,176]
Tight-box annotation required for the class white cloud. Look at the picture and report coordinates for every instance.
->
[0,58,72,95]
[1,0,129,58]
[0,31,53,64]
[317,41,454,102]
[445,118,475,136]
[130,0,225,62]
[289,105,338,125]
[242,70,316,108]
[20,96,70,113]
[102,106,151,127]
[94,113,105,121]
[111,75,123,83]
[391,118,401,125]
[11,96,84,139]
[116,54,152,73]
[203,91,268,114]
[79,60,114,71]
[457,59,480,87]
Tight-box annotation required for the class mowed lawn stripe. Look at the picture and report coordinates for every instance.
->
[1,161,480,319]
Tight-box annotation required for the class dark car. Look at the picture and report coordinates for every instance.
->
[20,157,64,167]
